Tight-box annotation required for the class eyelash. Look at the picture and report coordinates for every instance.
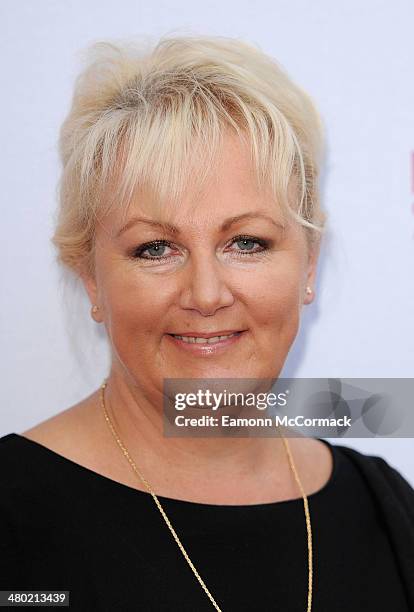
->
[131,234,270,261]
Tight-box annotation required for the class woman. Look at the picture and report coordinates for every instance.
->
[1,34,413,611]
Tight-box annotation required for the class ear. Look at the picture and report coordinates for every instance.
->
[79,268,102,322]
[303,240,321,306]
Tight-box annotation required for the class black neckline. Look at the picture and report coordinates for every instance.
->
[2,433,338,509]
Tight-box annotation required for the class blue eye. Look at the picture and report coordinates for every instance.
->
[132,240,174,260]
[235,238,256,250]
[144,243,167,257]
[131,235,270,262]
[229,235,269,254]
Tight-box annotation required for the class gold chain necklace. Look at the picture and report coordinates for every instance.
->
[100,379,313,611]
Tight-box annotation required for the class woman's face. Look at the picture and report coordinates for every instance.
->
[83,132,319,392]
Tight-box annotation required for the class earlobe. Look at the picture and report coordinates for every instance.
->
[79,270,101,319]
[304,285,314,306]
[90,304,102,322]
[303,242,320,305]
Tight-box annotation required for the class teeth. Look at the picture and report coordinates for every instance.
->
[172,333,238,344]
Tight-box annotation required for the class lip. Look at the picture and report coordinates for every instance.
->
[165,330,247,355]
[168,330,243,338]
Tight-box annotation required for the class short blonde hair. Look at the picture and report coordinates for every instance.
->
[52,34,327,277]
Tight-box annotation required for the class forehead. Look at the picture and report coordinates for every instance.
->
[99,130,293,235]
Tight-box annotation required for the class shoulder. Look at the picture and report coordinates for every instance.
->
[331,441,414,522]
[332,440,414,491]
[0,433,45,529]
[331,442,414,605]
[12,389,107,465]
[0,391,101,488]
[0,433,33,482]
[0,390,124,501]
[20,390,99,451]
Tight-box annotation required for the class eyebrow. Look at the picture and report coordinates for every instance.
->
[116,211,285,237]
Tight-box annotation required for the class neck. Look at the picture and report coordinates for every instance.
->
[97,371,303,504]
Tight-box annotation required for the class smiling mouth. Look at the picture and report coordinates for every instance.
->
[168,331,242,345]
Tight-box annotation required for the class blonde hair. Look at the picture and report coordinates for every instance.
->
[52,33,327,277]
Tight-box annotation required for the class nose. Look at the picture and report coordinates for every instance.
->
[179,253,235,316]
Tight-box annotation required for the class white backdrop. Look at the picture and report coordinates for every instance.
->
[1,0,413,484]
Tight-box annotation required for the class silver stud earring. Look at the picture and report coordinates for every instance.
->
[306,286,313,295]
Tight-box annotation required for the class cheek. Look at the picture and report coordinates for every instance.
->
[243,263,303,330]
[100,269,174,342]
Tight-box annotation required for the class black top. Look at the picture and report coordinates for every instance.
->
[0,433,413,612]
